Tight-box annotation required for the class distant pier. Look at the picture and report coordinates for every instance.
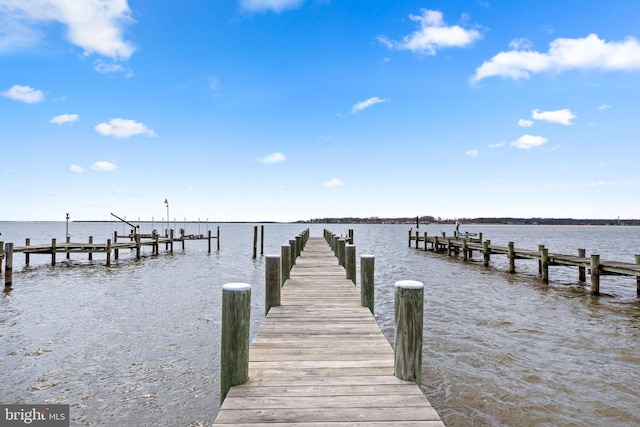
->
[1,228,219,287]
[409,230,640,296]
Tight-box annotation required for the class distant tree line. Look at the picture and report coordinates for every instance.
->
[299,216,640,226]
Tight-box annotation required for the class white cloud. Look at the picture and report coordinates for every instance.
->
[258,152,286,164]
[323,178,344,188]
[378,9,482,55]
[2,84,44,103]
[93,60,132,77]
[532,108,576,125]
[598,104,611,110]
[351,97,388,114]
[472,34,640,82]
[518,119,534,127]
[489,142,505,148]
[510,134,548,149]
[0,0,135,60]
[50,113,79,124]
[466,150,479,157]
[95,118,156,138]
[239,0,304,13]
[69,164,83,173]
[91,161,117,171]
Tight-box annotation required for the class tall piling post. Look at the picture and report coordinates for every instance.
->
[541,247,549,283]
[4,243,13,287]
[635,254,640,296]
[590,254,601,295]
[25,238,30,266]
[483,240,491,267]
[337,239,346,267]
[220,283,251,404]
[508,242,516,273]
[51,238,57,266]
[260,226,264,256]
[106,239,112,266]
[217,226,220,251]
[578,249,586,282]
[346,244,356,285]
[394,280,424,386]
[289,239,297,266]
[361,255,375,314]
[265,256,281,315]
[281,245,291,286]
[88,236,93,261]
[252,226,258,259]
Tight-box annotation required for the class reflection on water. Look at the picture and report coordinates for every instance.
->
[1,222,639,426]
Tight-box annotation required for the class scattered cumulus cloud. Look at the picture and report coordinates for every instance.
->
[532,108,576,125]
[95,118,157,138]
[489,142,505,148]
[91,161,118,171]
[2,84,44,103]
[511,134,548,149]
[239,0,305,13]
[518,119,534,127]
[466,150,479,157]
[323,178,344,188]
[472,34,640,82]
[69,164,83,173]
[0,0,136,61]
[258,152,286,164]
[50,113,79,125]
[351,97,388,114]
[378,9,482,55]
[598,104,611,110]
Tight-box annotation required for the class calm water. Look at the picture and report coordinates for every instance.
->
[1,221,639,426]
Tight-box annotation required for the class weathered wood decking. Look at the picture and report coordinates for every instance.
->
[214,237,444,426]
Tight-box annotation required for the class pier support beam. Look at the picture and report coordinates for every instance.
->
[361,255,375,315]
[394,280,424,386]
[221,283,251,404]
[346,244,356,285]
[265,256,281,315]
[590,254,600,295]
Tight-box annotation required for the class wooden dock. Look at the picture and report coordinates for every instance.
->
[214,236,444,426]
[409,230,640,295]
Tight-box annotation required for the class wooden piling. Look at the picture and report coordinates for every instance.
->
[295,235,302,258]
[541,247,549,283]
[578,249,586,282]
[508,242,515,273]
[136,234,141,259]
[483,240,491,267]
[106,239,112,266]
[345,244,356,285]
[169,229,174,253]
[281,245,291,286]
[590,254,601,295]
[4,243,13,287]
[66,235,71,260]
[265,256,281,315]
[260,225,264,256]
[88,236,93,261]
[51,238,57,266]
[25,238,30,266]
[463,239,468,261]
[636,255,640,296]
[394,280,424,386]
[253,226,258,259]
[114,232,120,259]
[217,226,220,251]
[538,245,544,274]
[423,232,428,251]
[361,255,374,314]
[208,230,212,254]
[289,239,297,266]
[220,283,251,404]
[337,238,346,267]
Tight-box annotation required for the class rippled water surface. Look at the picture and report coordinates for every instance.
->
[1,222,639,426]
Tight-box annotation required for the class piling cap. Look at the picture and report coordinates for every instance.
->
[361,254,374,258]
[222,282,251,292]
[395,280,424,289]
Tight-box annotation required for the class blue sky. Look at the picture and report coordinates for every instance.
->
[2,0,640,222]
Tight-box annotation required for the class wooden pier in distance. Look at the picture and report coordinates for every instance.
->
[409,230,640,296]
[214,236,444,426]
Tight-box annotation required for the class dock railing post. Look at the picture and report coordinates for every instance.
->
[281,245,291,286]
[221,283,251,404]
[4,243,13,287]
[265,255,281,315]
[590,254,600,295]
[361,255,374,314]
[541,247,549,283]
[508,242,516,273]
[169,229,174,254]
[415,231,419,249]
[578,249,586,282]
[394,280,424,386]
[346,244,356,285]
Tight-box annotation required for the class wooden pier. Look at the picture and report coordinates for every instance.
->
[215,234,444,426]
[409,230,640,296]
[1,227,219,287]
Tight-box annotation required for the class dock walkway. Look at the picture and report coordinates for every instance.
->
[214,237,444,426]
